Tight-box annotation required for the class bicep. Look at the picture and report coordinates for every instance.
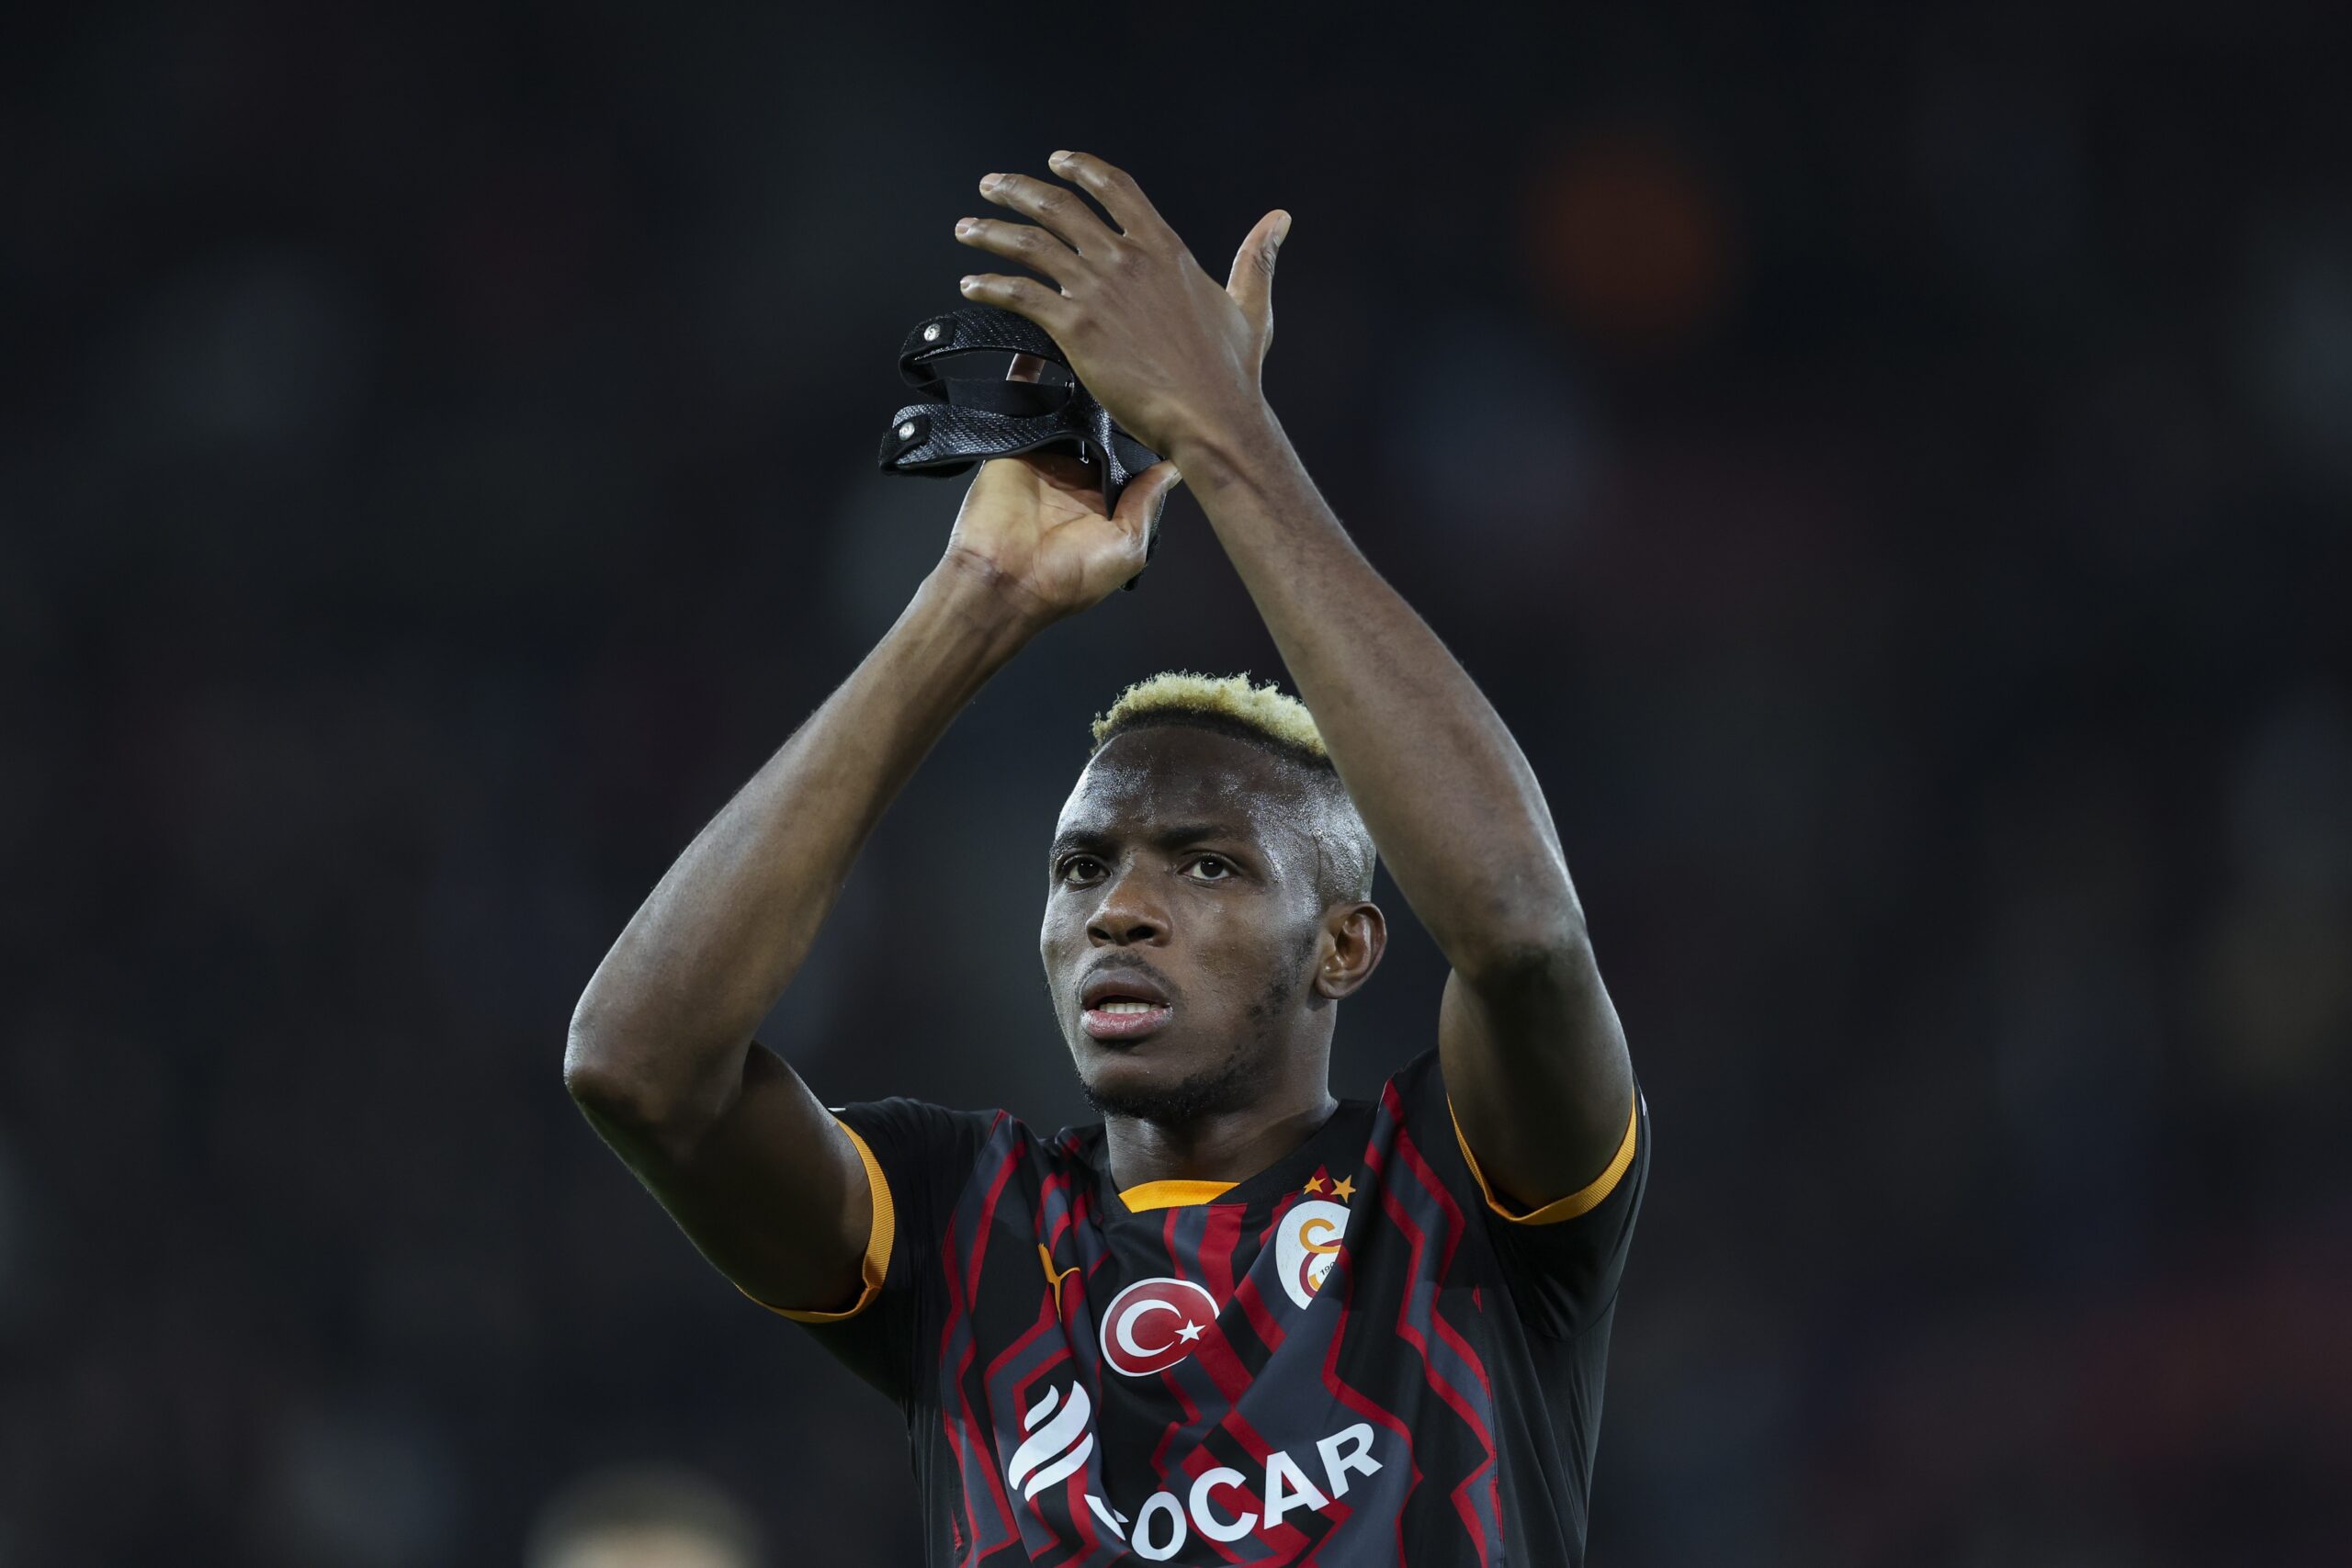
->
[573,1040,874,1314]
[1437,937,1635,1214]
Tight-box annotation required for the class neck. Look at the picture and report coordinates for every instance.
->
[1102,1086,1340,1192]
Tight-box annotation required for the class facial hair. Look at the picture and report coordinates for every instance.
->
[1080,929,1315,1126]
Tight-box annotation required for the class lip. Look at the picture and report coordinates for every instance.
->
[1079,965,1174,1042]
[1081,968,1170,1010]
[1082,1001,1173,1041]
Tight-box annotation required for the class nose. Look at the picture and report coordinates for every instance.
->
[1086,863,1167,946]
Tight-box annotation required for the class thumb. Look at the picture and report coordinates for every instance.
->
[1114,460,1183,534]
[1111,461,1182,592]
[1226,209,1289,333]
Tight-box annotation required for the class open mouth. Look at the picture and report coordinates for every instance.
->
[1079,964,1175,1043]
[1081,998,1173,1042]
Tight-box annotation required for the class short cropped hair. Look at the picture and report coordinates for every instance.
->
[1089,671,1378,905]
[1091,670,1333,760]
[526,1462,763,1568]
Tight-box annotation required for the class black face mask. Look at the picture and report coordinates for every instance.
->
[877,305,1164,591]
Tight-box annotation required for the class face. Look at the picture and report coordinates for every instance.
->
[1041,726,1375,1124]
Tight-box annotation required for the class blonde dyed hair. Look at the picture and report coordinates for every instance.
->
[1087,671,1376,904]
[1090,671,1330,761]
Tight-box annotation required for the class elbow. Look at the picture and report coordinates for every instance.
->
[562,1030,633,1119]
[563,997,662,1126]
[562,997,737,1153]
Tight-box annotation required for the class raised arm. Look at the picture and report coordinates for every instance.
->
[563,449,1180,1312]
[953,152,1633,1213]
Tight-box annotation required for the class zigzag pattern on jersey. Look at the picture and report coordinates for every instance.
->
[926,1088,1506,1565]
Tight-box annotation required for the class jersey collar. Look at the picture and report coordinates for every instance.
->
[1083,1098,1371,1224]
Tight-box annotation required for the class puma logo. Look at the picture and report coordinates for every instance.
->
[1040,1244,1080,1298]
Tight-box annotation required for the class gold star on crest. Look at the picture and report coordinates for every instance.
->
[1331,1177,1356,1201]
[1303,1175,1327,1194]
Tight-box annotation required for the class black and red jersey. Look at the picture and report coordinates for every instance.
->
[751,1047,1650,1565]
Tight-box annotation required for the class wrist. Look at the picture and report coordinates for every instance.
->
[925,550,1058,646]
[1162,398,1290,496]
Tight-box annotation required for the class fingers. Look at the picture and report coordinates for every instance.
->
[1225,209,1288,339]
[1005,353,1047,384]
[955,215,1082,288]
[1045,151,1178,245]
[1113,460,1182,591]
[978,170,1121,257]
[957,272,1071,333]
[1113,459,1182,531]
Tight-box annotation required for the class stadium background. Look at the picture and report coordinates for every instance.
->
[7,3,2349,1562]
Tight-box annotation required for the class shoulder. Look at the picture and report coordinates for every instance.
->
[1370,1046,1653,1229]
[1370,1045,1455,1137]
[1383,1044,1448,1099]
[831,1096,1007,1153]
[824,1099,1031,1201]
[1046,1118,1109,1168]
[831,1099,1098,1188]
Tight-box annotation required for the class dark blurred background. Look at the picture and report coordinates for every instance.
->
[8,3,2351,1563]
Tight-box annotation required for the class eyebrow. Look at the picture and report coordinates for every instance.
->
[1048,821,1257,861]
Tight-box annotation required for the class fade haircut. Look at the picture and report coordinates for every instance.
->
[1089,671,1378,907]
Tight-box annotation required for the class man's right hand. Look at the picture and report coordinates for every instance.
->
[942,435,1182,628]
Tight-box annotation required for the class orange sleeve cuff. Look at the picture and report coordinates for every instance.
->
[1449,1087,1639,1225]
[740,1117,896,1323]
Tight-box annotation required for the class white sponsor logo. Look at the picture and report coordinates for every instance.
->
[1273,1198,1350,1310]
[1099,1277,1220,1377]
[1112,1424,1384,1560]
[1004,1382,1093,1502]
[1004,1386,1385,1560]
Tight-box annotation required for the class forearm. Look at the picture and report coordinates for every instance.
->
[1169,411,1580,972]
[566,560,1039,1126]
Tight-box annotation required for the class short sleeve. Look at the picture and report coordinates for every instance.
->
[1472,1081,1650,1338]
[738,1096,998,1406]
[1396,1051,1653,1341]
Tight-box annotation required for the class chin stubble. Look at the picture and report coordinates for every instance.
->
[1079,950,1306,1125]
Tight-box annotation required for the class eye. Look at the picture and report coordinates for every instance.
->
[1057,854,1103,884]
[1187,854,1233,881]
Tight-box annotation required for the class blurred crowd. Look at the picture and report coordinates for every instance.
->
[7,3,2349,1563]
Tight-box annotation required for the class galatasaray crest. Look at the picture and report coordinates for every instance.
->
[1274,1197,1350,1310]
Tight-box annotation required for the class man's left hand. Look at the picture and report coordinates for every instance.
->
[951,151,1288,463]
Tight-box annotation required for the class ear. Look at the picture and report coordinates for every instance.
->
[1315,901,1386,999]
